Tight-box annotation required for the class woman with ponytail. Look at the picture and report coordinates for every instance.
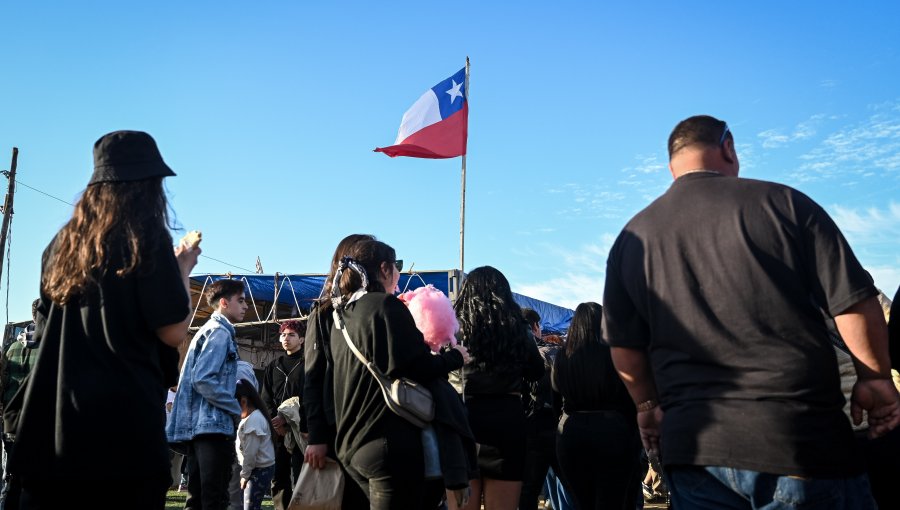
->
[329,239,469,509]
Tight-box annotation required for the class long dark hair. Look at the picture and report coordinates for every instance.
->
[335,240,396,307]
[318,234,376,313]
[454,266,530,371]
[235,379,276,443]
[565,301,604,357]
[554,302,630,412]
[42,178,173,305]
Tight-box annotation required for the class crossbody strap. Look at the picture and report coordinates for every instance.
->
[333,310,391,385]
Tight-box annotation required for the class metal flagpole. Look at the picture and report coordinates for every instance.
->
[459,57,469,274]
[459,57,470,403]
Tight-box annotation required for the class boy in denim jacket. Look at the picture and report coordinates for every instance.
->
[168,279,248,510]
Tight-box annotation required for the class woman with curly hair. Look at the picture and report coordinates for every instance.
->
[451,266,544,510]
[552,302,640,510]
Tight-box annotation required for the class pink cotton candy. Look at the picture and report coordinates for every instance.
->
[397,284,459,352]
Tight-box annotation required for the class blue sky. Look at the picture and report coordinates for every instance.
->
[2,1,899,323]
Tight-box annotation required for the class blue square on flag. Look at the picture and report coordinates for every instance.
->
[432,68,467,120]
[375,67,469,159]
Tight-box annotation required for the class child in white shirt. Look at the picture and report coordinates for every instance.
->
[235,379,276,510]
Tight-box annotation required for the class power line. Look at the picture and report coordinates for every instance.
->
[199,255,255,273]
[17,180,74,206]
[16,179,256,273]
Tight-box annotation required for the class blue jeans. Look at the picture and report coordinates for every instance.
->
[667,465,876,510]
[542,467,574,510]
[244,464,275,510]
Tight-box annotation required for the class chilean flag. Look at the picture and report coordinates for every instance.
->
[375,67,468,159]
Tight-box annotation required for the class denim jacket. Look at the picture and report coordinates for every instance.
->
[167,312,243,441]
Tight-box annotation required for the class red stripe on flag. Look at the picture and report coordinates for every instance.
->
[375,103,468,159]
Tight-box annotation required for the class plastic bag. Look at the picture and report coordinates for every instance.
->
[288,459,344,510]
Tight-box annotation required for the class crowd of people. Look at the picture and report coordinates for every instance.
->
[0,115,898,510]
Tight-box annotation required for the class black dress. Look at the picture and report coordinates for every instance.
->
[9,236,188,509]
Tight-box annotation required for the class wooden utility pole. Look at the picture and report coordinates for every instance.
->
[0,148,18,284]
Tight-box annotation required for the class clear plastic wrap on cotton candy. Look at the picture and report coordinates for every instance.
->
[397,284,460,352]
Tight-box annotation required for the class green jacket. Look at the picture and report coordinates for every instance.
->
[1,335,39,407]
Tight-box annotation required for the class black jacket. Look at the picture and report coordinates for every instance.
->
[303,304,337,446]
[261,350,306,432]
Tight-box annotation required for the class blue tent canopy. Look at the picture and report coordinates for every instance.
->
[189,270,573,333]
[513,292,573,335]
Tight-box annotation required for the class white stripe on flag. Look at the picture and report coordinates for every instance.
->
[395,90,442,143]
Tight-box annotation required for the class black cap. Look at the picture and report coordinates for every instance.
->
[88,130,175,185]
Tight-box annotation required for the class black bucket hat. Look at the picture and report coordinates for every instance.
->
[88,130,176,185]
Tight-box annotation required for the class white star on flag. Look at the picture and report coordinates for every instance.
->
[446,79,464,103]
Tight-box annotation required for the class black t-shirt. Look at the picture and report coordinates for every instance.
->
[330,292,463,465]
[552,343,634,420]
[603,172,876,477]
[9,236,189,480]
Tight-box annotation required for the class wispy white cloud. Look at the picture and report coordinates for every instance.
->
[787,105,900,182]
[867,264,900,300]
[516,276,603,311]
[830,203,900,243]
[828,203,900,298]
[735,142,756,171]
[513,227,558,236]
[612,152,672,207]
[758,129,791,148]
[631,154,666,174]
[547,178,635,221]
[514,235,616,309]
[820,79,838,88]
[757,114,825,148]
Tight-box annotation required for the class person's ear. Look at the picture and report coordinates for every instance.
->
[219,296,229,310]
[721,138,736,165]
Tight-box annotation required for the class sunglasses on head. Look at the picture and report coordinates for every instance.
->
[394,260,403,272]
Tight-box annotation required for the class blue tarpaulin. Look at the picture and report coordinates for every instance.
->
[190,270,573,333]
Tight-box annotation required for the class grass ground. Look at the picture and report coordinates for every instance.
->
[164,490,274,510]
[164,490,669,509]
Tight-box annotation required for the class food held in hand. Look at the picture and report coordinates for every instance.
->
[181,230,202,249]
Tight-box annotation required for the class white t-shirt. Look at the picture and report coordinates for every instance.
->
[235,409,276,479]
